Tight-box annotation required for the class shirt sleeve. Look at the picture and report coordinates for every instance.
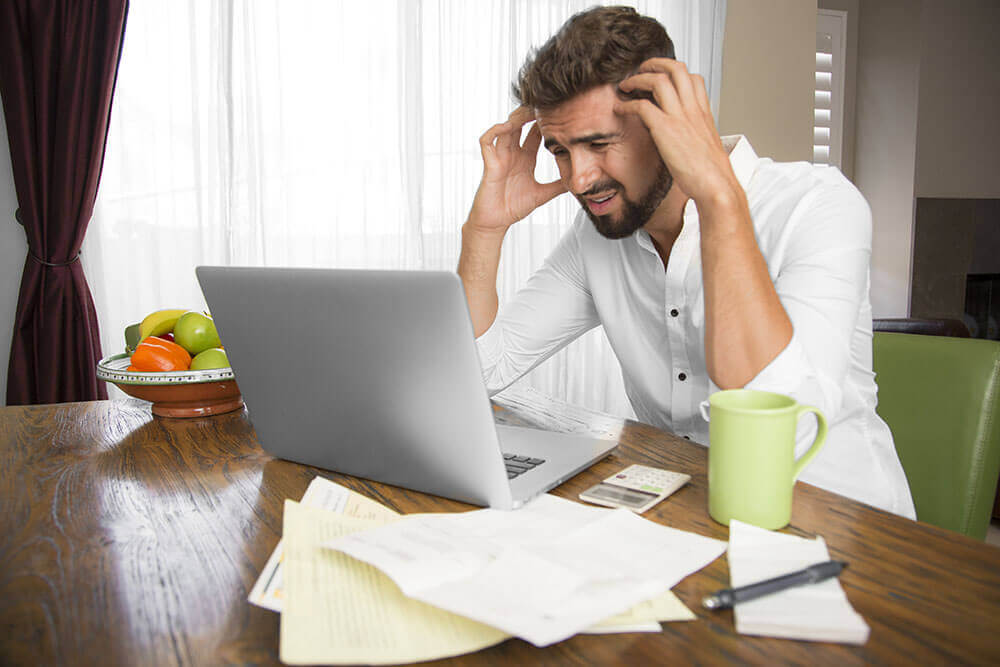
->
[742,179,872,431]
[476,220,601,395]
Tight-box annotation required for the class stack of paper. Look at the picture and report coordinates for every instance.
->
[248,476,400,612]
[727,520,870,645]
[250,477,719,664]
[325,493,728,647]
[281,500,510,664]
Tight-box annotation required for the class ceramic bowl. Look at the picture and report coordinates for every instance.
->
[97,353,244,418]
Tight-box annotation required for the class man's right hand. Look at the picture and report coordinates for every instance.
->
[459,107,566,337]
[467,106,567,233]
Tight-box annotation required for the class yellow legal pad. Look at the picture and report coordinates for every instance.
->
[280,501,508,664]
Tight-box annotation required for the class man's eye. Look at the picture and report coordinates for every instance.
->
[551,149,567,158]
[591,142,609,150]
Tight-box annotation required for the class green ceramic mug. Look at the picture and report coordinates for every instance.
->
[701,389,828,530]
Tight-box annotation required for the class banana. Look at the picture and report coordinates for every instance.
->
[138,308,188,342]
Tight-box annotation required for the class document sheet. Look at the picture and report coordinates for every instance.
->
[325,493,726,646]
[728,520,870,644]
[248,475,399,611]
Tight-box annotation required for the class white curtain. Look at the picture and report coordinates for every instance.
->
[85,0,727,417]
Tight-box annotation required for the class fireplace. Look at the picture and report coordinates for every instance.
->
[911,198,1000,336]
[965,273,1000,340]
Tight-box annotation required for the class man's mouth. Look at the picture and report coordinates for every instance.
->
[586,191,617,214]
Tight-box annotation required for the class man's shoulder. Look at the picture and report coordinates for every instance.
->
[747,158,870,232]
[749,157,861,203]
[744,159,872,255]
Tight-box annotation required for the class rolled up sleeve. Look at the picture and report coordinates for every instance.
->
[742,181,873,451]
[475,221,600,395]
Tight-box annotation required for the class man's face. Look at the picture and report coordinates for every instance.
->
[536,84,671,239]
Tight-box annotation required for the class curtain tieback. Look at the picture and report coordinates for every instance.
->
[14,207,82,267]
[28,251,81,267]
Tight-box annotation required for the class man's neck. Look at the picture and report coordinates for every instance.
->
[643,186,689,268]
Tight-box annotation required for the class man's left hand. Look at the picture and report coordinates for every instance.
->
[615,58,738,206]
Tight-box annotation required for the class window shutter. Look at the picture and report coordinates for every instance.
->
[815,10,846,167]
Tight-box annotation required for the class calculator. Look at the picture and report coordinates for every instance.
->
[578,464,691,514]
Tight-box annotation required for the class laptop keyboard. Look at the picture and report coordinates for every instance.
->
[503,453,545,479]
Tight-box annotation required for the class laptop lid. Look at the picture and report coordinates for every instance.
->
[196,266,514,508]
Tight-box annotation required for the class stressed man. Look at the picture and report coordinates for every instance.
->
[457,6,915,518]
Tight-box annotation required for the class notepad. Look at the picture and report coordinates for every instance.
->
[281,500,509,665]
[727,520,870,644]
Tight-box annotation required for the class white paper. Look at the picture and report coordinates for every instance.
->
[728,520,870,644]
[325,494,726,646]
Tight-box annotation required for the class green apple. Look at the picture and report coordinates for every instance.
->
[173,311,221,356]
[189,347,230,371]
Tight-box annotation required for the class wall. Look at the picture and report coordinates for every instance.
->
[907,0,1000,324]
[852,0,923,317]
[718,0,816,163]
[0,104,25,405]
[914,1,1000,199]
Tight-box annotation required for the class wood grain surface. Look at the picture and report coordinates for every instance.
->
[1,389,999,666]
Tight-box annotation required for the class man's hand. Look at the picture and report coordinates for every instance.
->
[617,58,793,389]
[468,106,567,234]
[459,107,565,337]
[614,58,739,206]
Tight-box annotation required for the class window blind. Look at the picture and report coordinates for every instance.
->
[815,10,846,167]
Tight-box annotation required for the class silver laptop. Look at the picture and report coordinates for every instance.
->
[196,266,618,509]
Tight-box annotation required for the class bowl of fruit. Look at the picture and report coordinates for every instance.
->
[97,308,243,418]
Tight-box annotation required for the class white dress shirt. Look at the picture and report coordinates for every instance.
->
[476,136,916,519]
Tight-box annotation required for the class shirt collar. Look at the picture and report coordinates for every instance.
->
[721,134,759,191]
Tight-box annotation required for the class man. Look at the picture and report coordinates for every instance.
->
[457,6,915,518]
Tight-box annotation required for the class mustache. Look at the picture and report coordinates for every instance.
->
[579,180,623,197]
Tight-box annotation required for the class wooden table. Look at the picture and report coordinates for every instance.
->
[2,388,999,665]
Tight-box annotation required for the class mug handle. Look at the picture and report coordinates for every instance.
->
[791,405,828,480]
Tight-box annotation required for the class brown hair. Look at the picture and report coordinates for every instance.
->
[513,5,675,110]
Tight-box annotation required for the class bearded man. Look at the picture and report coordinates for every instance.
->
[456,6,914,518]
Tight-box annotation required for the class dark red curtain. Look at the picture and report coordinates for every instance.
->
[0,1,129,405]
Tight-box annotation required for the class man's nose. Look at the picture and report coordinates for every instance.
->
[567,153,601,195]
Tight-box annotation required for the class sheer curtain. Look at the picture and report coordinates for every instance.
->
[85,0,727,416]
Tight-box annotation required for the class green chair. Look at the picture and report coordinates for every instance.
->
[873,332,1000,540]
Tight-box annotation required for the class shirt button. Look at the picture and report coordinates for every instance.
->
[670,308,679,317]
[678,372,687,381]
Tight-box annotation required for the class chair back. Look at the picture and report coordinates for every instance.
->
[873,332,1000,539]
[873,318,970,338]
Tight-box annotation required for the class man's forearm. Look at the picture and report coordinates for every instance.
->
[699,188,793,389]
[457,223,508,337]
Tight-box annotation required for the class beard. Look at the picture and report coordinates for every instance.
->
[576,162,673,240]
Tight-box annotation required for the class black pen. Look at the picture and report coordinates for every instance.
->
[702,560,848,610]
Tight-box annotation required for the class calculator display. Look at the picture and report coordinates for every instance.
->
[586,483,658,509]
